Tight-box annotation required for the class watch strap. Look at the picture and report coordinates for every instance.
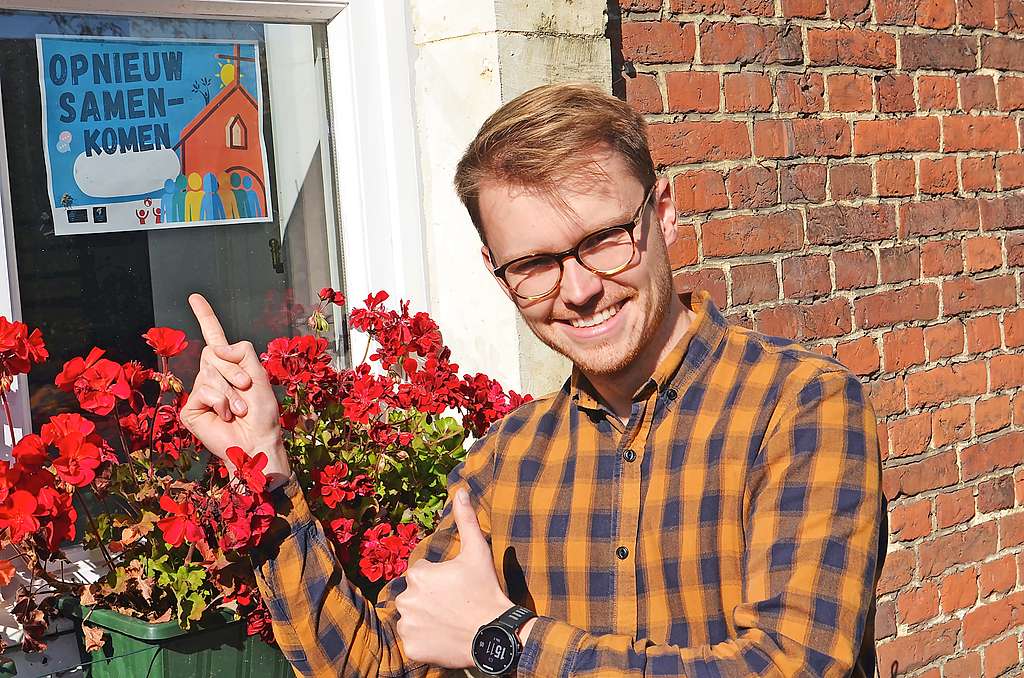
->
[492,605,536,633]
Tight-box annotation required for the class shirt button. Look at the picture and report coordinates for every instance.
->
[666,388,678,401]
[615,546,629,560]
[623,449,637,463]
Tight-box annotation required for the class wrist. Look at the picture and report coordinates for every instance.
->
[516,617,537,646]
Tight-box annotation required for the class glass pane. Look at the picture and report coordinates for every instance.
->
[0,9,344,427]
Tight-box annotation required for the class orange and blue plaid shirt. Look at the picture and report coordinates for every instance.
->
[254,291,885,677]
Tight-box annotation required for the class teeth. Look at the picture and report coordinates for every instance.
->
[570,304,620,328]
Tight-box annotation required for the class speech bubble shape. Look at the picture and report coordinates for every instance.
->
[73,148,181,198]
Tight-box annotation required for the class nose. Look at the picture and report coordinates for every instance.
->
[559,258,603,307]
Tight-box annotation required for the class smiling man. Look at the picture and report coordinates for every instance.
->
[183,83,885,677]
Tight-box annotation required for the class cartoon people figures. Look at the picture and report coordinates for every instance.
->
[218,172,240,219]
[200,173,226,221]
[242,176,262,217]
[184,172,204,221]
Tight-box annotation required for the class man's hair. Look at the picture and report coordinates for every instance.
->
[453,83,657,241]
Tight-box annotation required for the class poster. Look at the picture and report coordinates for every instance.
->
[36,35,274,236]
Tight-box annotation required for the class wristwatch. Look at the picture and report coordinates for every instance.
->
[471,605,536,676]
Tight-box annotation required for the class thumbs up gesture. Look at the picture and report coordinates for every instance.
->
[394,489,517,669]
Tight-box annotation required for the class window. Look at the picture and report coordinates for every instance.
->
[227,115,248,149]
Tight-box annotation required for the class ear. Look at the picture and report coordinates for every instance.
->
[653,176,678,249]
[481,245,514,302]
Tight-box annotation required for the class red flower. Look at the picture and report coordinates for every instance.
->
[122,361,153,410]
[225,446,268,493]
[142,327,189,358]
[11,434,48,469]
[40,413,95,445]
[0,490,40,543]
[51,432,103,487]
[341,366,388,424]
[357,522,420,583]
[312,462,365,508]
[318,287,346,306]
[55,348,131,415]
[218,490,274,550]
[329,516,356,545]
[157,495,204,548]
[245,601,276,644]
[0,317,47,385]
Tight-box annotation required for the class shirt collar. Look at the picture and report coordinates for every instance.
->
[569,290,728,412]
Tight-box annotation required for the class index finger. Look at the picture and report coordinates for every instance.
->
[188,293,229,346]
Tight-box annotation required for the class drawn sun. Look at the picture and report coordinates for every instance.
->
[217,61,235,87]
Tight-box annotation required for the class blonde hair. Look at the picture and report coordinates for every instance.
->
[454,83,657,241]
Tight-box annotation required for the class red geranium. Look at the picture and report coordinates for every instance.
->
[143,327,189,358]
[51,432,103,487]
[225,446,269,493]
[55,347,131,415]
[357,522,420,583]
[0,490,40,543]
[156,495,204,548]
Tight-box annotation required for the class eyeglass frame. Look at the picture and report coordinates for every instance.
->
[488,181,659,302]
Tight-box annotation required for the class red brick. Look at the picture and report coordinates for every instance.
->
[978,474,1015,512]
[979,193,1024,231]
[936,486,976,527]
[943,274,1016,315]
[625,73,663,114]
[834,249,878,289]
[672,268,728,308]
[922,239,965,276]
[875,599,896,640]
[836,336,880,376]
[875,0,921,24]
[730,262,779,306]
[853,117,941,155]
[984,634,1020,676]
[855,284,940,330]
[979,555,1018,598]
[665,71,720,113]
[960,74,998,112]
[622,22,697,64]
[1015,392,1024,427]
[753,298,852,341]
[991,353,1024,389]
[782,0,827,15]
[944,115,1019,152]
[1002,511,1024,548]
[997,75,1024,111]
[829,163,872,201]
[827,73,873,112]
[726,165,777,209]
[994,0,1024,33]
[723,72,772,112]
[829,0,872,18]
[906,359,987,408]
[896,580,939,625]
[879,245,921,283]
[781,254,830,299]
[959,0,997,28]
[674,170,728,215]
[919,521,997,578]
[943,651,983,678]
[668,224,699,268]
[699,23,803,65]
[649,121,750,166]
[997,153,1024,190]
[964,236,1003,272]
[932,403,972,447]
[883,327,926,373]
[1005,308,1024,347]
[961,431,1024,480]
[882,450,959,498]
[670,0,775,15]
[877,547,915,595]
[925,319,965,360]
[703,210,802,257]
[875,158,916,197]
[870,376,906,417]
[967,314,1002,352]
[876,73,916,113]
[940,568,979,613]
[919,156,959,195]
[775,72,825,113]
[982,35,1024,70]
[900,197,980,238]
[807,203,896,244]
[902,34,979,70]
[962,590,1024,647]
[758,119,847,159]
[918,74,958,110]
[961,155,997,192]
[779,163,826,203]
[889,411,932,458]
[919,0,958,27]
[807,28,897,68]
[876,620,958,675]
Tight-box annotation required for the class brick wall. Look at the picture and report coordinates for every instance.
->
[613,0,1024,674]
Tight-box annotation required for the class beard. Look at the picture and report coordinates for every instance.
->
[520,262,675,377]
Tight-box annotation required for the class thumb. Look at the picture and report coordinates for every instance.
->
[452,489,488,558]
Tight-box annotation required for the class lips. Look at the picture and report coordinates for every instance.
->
[569,303,621,329]
[557,300,627,337]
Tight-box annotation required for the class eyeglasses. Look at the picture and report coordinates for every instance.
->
[491,183,657,301]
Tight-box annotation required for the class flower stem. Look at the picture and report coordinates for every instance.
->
[76,492,116,572]
[0,388,18,450]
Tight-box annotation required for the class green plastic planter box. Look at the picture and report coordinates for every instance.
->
[58,599,294,678]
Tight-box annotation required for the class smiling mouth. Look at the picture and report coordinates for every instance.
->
[565,301,624,329]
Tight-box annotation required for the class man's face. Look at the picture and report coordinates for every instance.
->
[479,150,678,376]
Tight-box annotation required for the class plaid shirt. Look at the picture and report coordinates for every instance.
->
[254,291,885,677]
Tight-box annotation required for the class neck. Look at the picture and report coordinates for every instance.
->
[583,293,695,420]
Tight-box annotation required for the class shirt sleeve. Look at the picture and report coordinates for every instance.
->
[516,368,884,678]
[252,435,496,678]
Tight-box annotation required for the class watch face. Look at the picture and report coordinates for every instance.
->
[472,625,517,675]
